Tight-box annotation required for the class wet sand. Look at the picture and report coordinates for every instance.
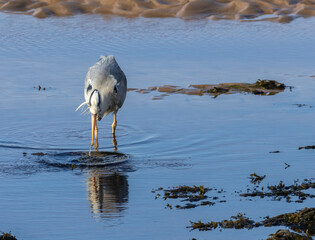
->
[0,12,315,240]
[1,0,315,22]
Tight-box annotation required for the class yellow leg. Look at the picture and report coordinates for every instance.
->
[112,113,117,134]
[112,113,117,151]
[112,132,117,151]
[91,114,96,147]
[90,114,99,151]
[94,125,99,151]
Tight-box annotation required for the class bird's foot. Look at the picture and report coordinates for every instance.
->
[90,141,99,151]
[94,140,99,150]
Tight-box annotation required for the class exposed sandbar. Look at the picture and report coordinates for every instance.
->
[128,80,286,100]
[1,0,315,22]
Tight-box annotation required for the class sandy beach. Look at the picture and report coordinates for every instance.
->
[1,0,315,22]
[0,8,314,240]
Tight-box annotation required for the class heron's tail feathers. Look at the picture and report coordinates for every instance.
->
[75,101,88,112]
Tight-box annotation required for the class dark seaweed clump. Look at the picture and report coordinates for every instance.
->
[154,185,226,209]
[33,85,46,91]
[266,229,312,240]
[255,79,285,90]
[293,104,313,108]
[263,208,315,235]
[0,232,17,240]
[31,152,45,156]
[250,173,266,184]
[189,213,260,231]
[189,208,315,236]
[299,145,315,150]
[240,179,315,203]
[269,151,280,153]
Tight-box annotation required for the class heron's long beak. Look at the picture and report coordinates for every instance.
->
[91,114,96,145]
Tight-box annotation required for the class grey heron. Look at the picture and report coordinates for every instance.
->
[76,55,127,150]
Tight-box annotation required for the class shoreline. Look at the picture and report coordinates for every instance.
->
[1,0,315,22]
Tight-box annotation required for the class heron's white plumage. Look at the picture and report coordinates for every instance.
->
[75,101,88,112]
[80,55,127,120]
[78,55,127,149]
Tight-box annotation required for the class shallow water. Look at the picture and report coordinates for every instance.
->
[0,13,314,239]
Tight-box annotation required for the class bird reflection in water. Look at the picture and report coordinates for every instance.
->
[87,170,129,218]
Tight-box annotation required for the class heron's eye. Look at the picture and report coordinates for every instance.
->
[114,85,118,93]
[87,84,92,92]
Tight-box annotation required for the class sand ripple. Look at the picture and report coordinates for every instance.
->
[1,0,315,22]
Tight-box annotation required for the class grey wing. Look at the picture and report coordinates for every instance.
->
[110,59,127,109]
[84,55,127,111]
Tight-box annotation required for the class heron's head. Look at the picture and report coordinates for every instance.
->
[89,89,101,119]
